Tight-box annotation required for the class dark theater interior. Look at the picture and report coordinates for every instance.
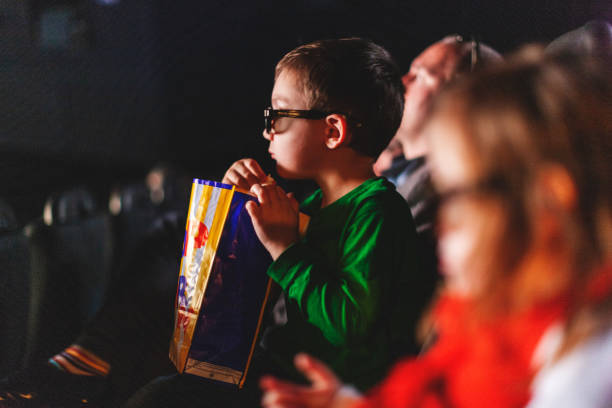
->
[2,0,610,219]
[0,0,611,407]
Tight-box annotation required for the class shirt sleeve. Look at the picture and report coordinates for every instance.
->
[266,199,396,346]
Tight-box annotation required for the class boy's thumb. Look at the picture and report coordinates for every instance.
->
[245,200,260,221]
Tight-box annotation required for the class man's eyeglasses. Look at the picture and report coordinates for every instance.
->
[454,34,481,72]
[469,35,480,72]
[264,107,334,134]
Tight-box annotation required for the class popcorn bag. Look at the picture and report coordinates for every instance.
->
[169,179,273,387]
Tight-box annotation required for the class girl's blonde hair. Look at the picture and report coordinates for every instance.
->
[428,49,612,351]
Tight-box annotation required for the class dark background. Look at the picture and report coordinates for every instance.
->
[1,0,611,223]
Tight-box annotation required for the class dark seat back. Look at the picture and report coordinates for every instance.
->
[0,199,31,377]
[23,188,114,365]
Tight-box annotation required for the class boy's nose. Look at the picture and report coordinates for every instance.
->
[262,129,273,141]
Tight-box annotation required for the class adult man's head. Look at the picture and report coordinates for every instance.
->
[393,35,501,160]
[546,20,612,60]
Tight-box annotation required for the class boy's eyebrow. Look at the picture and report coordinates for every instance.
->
[270,96,292,108]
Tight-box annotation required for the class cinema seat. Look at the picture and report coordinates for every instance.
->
[0,199,31,377]
[22,188,114,366]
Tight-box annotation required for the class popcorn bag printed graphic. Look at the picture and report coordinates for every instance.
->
[169,179,272,387]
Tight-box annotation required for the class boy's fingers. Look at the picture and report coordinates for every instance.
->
[244,172,262,187]
[225,170,258,190]
[260,183,283,206]
[272,184,288,203]
[222,159,266,190]
[286,192,300,213]
[245,201,260,222]
[234,162,262,188]
[250,183,272,205]
[272,185,298,213]
[242,158,266,181]
[294,353,339,388]
[250,183,262,201]
[222,169,248,190]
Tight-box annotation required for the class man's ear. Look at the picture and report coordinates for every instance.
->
[534,164,577,211]
[324,114,350,149]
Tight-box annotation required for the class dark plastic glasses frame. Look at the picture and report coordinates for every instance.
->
[263,107,335,134]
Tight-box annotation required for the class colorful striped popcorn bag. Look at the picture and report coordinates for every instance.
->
[169,179,272,387]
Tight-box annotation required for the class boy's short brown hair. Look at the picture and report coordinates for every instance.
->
[276,38,404,158]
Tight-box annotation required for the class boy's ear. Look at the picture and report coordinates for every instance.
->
[324,114,351,149]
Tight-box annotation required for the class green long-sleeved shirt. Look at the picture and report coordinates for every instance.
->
[264,177,429,390]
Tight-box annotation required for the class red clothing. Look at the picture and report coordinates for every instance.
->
[358,296,567,408]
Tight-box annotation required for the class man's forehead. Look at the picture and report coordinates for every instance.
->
[411,42,459,77]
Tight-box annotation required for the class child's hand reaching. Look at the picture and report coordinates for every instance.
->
[260,353,363,408]
[222,158,268,190]
[246,182,299,260]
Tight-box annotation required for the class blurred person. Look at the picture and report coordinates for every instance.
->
[260,50,612,408]
[526,20,612,408]
[375,35,502,306]
[374,35,501,233]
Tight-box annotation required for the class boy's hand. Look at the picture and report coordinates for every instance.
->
[222,158,267,190]
[246,183,299,260]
